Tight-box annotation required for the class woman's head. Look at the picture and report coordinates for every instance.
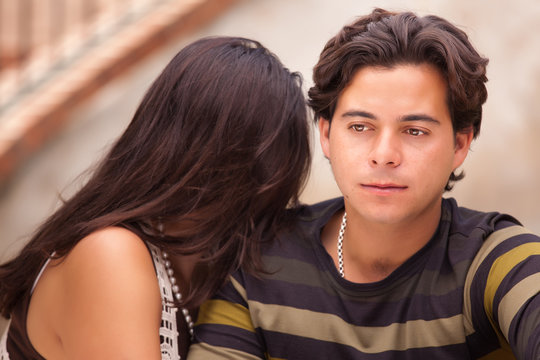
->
[122,36,310,228]
[80,36,312,304]
[109,35,311,250]
[0,36,311,314]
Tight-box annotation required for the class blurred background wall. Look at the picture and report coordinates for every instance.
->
[0,0,539,331]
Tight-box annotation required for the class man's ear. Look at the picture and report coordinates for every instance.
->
[452,130,474,171]
[319,118,331,159]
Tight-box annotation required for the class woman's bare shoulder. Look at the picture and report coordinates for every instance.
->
[29,226,162,359]
[64,226,152,268]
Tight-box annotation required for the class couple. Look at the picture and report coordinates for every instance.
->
[2,8,539,359]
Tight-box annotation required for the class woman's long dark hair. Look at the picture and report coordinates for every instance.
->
[0,36,311,315]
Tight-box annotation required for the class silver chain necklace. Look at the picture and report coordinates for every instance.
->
[337,211,347,278]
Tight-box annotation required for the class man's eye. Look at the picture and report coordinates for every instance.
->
[351,124,367,132]
[406,128,426,136]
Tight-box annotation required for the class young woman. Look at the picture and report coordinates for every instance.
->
[0,36,311,359]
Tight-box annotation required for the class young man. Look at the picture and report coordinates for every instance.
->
[188,9,540,359]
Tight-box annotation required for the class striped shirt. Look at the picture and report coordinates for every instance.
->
[189,197,540,359]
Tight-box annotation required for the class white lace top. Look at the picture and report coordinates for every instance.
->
[149,243,182,360]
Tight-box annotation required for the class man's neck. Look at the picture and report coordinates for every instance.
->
[321,202,442,283]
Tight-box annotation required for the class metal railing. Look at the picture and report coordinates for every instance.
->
[0,0,168,117]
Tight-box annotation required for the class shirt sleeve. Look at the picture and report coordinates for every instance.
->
[187,272,265,360]
[465,224,540,359]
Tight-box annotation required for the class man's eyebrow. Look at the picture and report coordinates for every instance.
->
[339,110,441,125]
[341,110,376,119]
[400,114,441,124]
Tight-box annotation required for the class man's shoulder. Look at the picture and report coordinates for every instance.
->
[444,197,523,241]
[255,197,344,267]
[296,197,344,222]
[283,197,344,240]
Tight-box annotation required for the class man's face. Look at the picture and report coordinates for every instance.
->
[319,63,472,228]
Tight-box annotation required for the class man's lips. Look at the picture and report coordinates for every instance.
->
[361,183,408,192]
